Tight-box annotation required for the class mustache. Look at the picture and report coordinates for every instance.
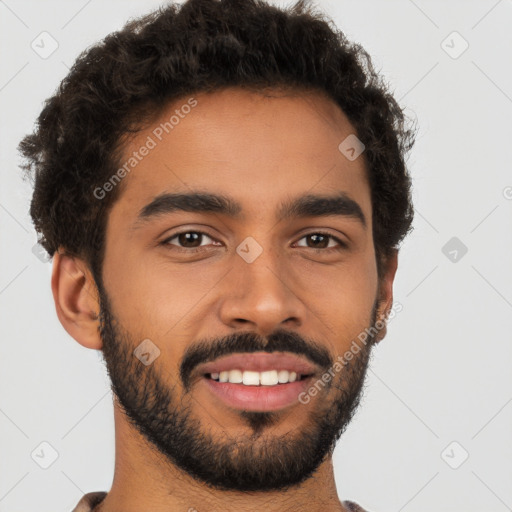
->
[180,329,333,389]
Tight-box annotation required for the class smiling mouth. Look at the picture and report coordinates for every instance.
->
[201,370,316,412]
[204,369,314,386]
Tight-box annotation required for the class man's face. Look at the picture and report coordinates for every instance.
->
[97,87,387,491]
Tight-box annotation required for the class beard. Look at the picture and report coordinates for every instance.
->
[97,282,380,493]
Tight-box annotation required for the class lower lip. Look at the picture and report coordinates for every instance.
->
[202,376,314,412]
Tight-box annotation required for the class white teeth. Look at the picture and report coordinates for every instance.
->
[227,369,243,383]
[242,370,260,385]
[260,370,278,386]
[209,369,301,385]
[277,369,289,383]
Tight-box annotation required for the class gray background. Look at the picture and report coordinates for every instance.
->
[1,0,511,511]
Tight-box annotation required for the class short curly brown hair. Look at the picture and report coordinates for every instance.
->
[18,0,416,285]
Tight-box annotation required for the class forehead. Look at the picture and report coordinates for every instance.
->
[111,87,371,223]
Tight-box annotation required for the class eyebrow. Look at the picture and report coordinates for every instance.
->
[132,191,367,230]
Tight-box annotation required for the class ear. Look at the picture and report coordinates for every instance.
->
[51,248,103,350]
[373,249,399,344]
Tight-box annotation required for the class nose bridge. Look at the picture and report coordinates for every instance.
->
[219,232,304,332]
[241,238,284,293]
[237,233,289,301]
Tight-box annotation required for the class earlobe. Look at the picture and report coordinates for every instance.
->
[51,248,103,350]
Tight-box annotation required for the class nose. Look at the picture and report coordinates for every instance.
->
[218,243,306,338]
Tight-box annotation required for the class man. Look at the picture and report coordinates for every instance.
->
[18,0,416,510]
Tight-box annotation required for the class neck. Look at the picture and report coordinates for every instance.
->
[95,402,348,512]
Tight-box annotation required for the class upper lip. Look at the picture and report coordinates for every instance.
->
[197,352,320,376]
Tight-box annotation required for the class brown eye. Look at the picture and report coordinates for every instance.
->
[161,231,217,250]
[295,232,346,251]
[175,232,203,248]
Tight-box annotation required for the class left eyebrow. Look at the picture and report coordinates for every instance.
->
[131,190,367,230]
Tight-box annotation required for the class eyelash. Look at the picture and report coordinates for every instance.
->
[159,230,347,254]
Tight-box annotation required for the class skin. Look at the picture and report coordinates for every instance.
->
[51,87,398,512]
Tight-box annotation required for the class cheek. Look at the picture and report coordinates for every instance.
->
[101,246,164,335]
[103,251,226,337]
[301,250,378,342]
